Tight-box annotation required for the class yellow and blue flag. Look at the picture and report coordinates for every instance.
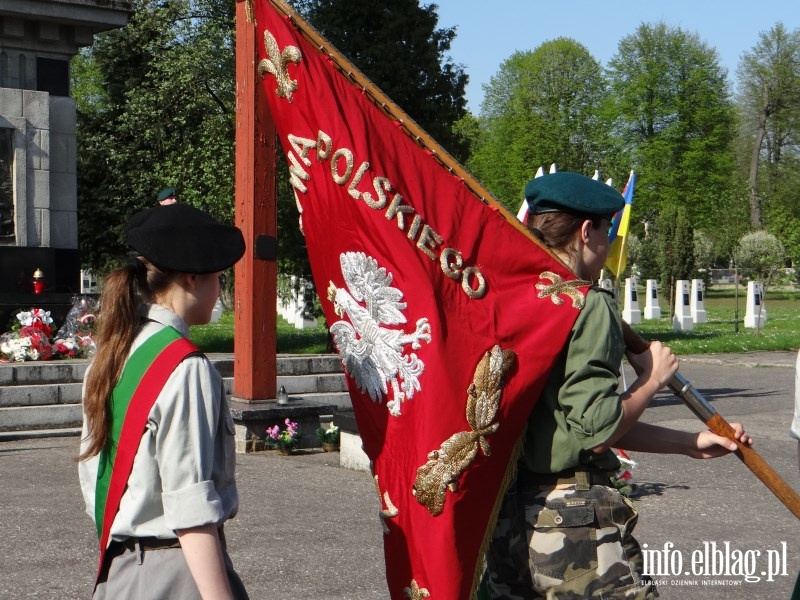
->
[606,170,635,277]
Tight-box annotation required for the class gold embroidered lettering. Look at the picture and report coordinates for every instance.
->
[462,266,487,299]
[385,194,414,230]
[287,151,310,193]
[331,148,354,185]
[348,161,370,200]
[415,224,442,260]
[287,134,315,167]
[316,130,332,160]
[440,247,463,280]
[285,127,491,301]
[406,214,422,241]
[362,176,391,209]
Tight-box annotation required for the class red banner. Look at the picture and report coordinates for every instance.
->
[253,2,590,597]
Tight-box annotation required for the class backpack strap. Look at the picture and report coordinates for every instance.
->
[94,326,199,582]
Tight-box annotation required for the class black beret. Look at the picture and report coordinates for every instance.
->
[156,187,177,202]
[126,204,246,274]
[525,172,624,217]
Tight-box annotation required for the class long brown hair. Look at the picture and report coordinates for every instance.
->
[78,259,175,460]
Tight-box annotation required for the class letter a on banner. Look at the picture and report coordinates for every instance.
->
[252,1,592,597]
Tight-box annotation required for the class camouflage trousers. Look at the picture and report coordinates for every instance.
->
[481,469,657,599]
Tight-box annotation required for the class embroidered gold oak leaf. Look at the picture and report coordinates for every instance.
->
[535,271,591,309]
[412,346,516,516]
[257,29,302,102]
[403,580,430,599]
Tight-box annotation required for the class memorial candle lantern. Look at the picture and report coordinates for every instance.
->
[32,268,46,294]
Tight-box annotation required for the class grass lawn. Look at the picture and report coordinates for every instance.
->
[190,286,800,355]
[630,286,800,354]
[190,311,330,354]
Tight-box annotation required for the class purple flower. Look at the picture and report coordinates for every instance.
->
[266,425,280,439]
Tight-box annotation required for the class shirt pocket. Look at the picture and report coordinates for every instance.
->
[525,498,597,583]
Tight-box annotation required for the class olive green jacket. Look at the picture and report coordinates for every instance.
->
[521,288,624,473]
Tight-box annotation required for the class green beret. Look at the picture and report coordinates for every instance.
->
[156,187,177,202]
[525,172,624,217]
[126,204,245,274]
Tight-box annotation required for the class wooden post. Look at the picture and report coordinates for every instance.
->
[233,0,277,402]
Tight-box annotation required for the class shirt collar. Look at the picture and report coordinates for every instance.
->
[140,303,190,339]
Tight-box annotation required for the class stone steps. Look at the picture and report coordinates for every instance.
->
[0,354,351,442]
[0,380,83,407]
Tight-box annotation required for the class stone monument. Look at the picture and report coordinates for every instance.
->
[0,0,130,323]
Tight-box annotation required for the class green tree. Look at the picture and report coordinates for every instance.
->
[606,22,740,232]
[468,39,609,207]
[735,230,786,280]
[693,230,715,287]
[736,23,800,229]
[294,0,468,160]
[767,186,800,268]
[655,204,694,309]
[75,0,235,271]
[633,232,659,282]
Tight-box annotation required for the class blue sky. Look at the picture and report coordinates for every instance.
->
[429,0,800,112]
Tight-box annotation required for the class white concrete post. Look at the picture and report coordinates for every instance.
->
[277,276,319,329]
[744,281,767,329]
[644,279,661,320]
[672,280,694,331]
[598,278,614,292]
[690,279,707,324]
[79,269,97,294]
[622,278,641,324]
[210,298,224,323]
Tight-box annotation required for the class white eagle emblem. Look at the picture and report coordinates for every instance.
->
[327,252,432,416]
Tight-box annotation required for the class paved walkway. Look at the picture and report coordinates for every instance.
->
[1,352,798,599]
[675,350,797,368]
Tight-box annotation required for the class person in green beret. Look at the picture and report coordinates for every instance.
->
[481,172,752,599]
[156,186,178,205]
[78,203,248,599]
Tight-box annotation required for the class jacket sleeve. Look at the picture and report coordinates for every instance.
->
[557,289,625,450]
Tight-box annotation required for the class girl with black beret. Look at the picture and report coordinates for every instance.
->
[78,203,248,599]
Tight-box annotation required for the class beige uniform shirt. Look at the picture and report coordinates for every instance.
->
[79,304,238,542]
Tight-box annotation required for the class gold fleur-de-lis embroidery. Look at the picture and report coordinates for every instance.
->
[257,29,302,102]
[535,271,590,309]
[403,580,430,599]
[374,475,398,534]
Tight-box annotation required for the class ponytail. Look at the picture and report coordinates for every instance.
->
[78,258,173,460]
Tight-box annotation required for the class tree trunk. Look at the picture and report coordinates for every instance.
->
[748,92,769,230]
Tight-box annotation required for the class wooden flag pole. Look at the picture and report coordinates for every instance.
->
[623,322,800,519]
[233,0,277,403]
